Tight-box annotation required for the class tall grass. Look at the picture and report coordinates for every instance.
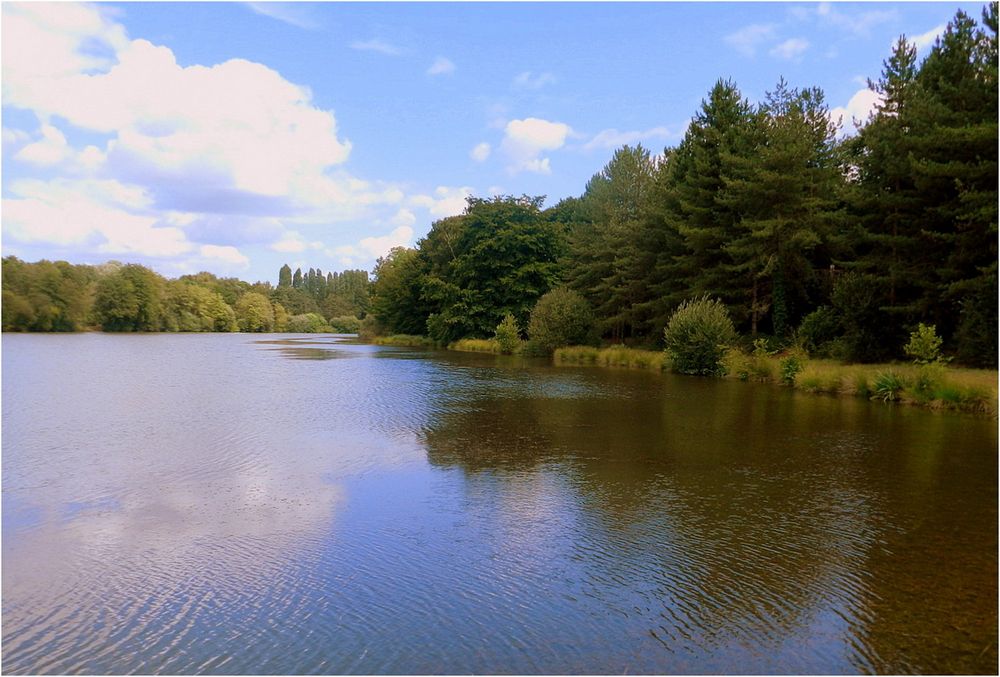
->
[373,334,437,347]
[449,338,504,353]
[554,345,667,371]
[728,353,997,416]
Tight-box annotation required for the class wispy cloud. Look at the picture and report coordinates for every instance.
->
[350,39,402,56]
[724,23,776,57]
[246,2,318,30]
[512,71,556,90]
[582,126,680,152]
[770,37,809,60]
[815,2,896,37]
[470,142,491,162]
[427,56,455,76]
[910,24,946,51]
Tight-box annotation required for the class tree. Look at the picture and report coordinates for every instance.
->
[235,292,275,332]
[292,267,303,289]
[566,145,656,341]
[278,264,292,288]
[370,247,428,334]
[93,264,165,331]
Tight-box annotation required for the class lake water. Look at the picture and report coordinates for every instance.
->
[2,333,996,674]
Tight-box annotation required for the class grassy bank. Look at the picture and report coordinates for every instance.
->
[449,338,503,353]
[554,345,668,371]
[373,334,438,347]
[554,344,997,416]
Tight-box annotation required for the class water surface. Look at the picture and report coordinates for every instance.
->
[2,333,996,674]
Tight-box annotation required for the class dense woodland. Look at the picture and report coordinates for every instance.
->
[2,256,371,334]
[3,7,997,367]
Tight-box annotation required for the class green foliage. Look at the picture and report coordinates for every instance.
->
[93,264,165,332]
[370,247,427,335]
[796,306,841,356]
[873,371,906,402]
[664,296,736,376]
[528,287,596,353]
[234,292,274,332]
[494,313,522,355]
[831,272,894,363]
[286,313,332,333]
[779,353,804,385]
[328,315,361,333]
[904,323,945,364]
[375,334,436,347]
[1,257,96,331]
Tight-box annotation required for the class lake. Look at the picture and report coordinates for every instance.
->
[2,333,996,674]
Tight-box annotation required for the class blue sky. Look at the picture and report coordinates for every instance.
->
[1,2,985,284]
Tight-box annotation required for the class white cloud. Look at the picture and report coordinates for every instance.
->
[770,37,809,60]
[270,233,308,253]
[500,117,571,174]
[582,126,678,151]
[389,208,417,229]
[329,225,415,266]
[4,179,191,257]
[512,71,556,90]
[911,24,946,51]
[350,39,401,56]
[427,56,455,76]
[246,2,318,30]
[14,124,72,166]
[724,23,776,56]
[470,142,491,162]
[408,186,473,218]
[199,244,250,267]
[830,87,883,135]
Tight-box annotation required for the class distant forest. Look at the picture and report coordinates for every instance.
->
[3,7,996,367]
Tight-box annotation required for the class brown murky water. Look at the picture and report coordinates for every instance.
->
[2,333,996,674]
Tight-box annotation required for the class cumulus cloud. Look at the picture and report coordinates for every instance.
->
[270,231,323,253]
[427,56,455,76]
[199,244,250,267]
[329,225,414,266]
[512,71,556,90]
[770,37,809,60]
[408,186,473,218]
[0,3,432,274]
[500,117,571,174]
[350,39,401,56]
[724,23,776,56]
[4,178,191,258]
[830,87,883,135]
[470,142,491,162]
[582,126,679,151]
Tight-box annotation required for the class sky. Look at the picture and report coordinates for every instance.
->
[1,1,987,285]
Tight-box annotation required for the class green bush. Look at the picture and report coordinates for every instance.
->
[796,305,841,356]
[528,287,596,353]
[832,273,894,363]
[664,296,737,376]
[328,315,361,333]
[904,323,945,364]
[287,313,332,333]
[494,313,521,355]
[779,354,804,385]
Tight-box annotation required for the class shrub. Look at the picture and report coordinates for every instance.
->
[796,306,841,356]
[721,348,751,380]
[664,296,736,376]
[328,315,361,333]
[450,338,500,353]
[904,323,944,364]
[494,313,521,355]
[832,273,895,363]
[287,313,332,333]
[528,287,596,353]
[779,354,804,386]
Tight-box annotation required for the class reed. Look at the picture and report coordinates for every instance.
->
[373,334,437,347]
[555,345,667,371]
[449,338,503,353]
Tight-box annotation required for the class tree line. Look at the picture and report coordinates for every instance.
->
[370,7,997,367]
[2,256,372,334]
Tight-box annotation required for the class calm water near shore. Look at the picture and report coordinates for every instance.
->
[2,333,996,674]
